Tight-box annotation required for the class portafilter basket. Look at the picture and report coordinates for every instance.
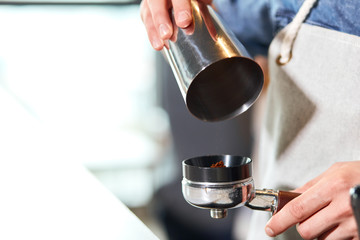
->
[182,155,300,219]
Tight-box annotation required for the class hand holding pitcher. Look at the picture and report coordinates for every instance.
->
[140,0,212,50]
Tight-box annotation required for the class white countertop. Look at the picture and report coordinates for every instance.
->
[0,6,164,239]
[0,87,159,240]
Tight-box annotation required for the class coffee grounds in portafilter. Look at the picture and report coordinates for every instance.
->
[210,161,225,168]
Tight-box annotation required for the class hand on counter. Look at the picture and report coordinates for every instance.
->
[265,161,360,240]
[140,0,212,50]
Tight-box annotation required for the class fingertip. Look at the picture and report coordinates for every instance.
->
[159,23,172,40]
[265,226,275,237]
[175,10,192,28]
[265,218,276,237]
[151,38,164,51]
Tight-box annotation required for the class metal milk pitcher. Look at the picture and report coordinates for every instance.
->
[162,1,264,122]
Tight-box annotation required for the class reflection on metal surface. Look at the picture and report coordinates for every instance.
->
[163,0,263,122]
[182,155,300,218]
[217,36,232,58]
[246,189,278,212]
[182,178,255,210]
[350,185,360,237]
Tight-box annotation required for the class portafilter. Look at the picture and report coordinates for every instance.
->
[182,155,300,219]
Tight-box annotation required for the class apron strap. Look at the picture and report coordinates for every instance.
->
[277,0,318,65]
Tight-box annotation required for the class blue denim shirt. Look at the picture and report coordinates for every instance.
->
[214,0,360,56]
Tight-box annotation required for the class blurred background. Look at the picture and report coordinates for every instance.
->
[0,1,254,239]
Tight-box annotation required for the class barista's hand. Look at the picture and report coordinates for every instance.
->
[265,161,360,240]
[140,0,212,50]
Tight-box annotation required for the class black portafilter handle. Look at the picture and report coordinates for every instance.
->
[350,185,360,237]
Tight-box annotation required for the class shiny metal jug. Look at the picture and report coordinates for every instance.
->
[162,1,264,122]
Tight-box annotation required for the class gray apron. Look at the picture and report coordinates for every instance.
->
[242,1,360,239]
